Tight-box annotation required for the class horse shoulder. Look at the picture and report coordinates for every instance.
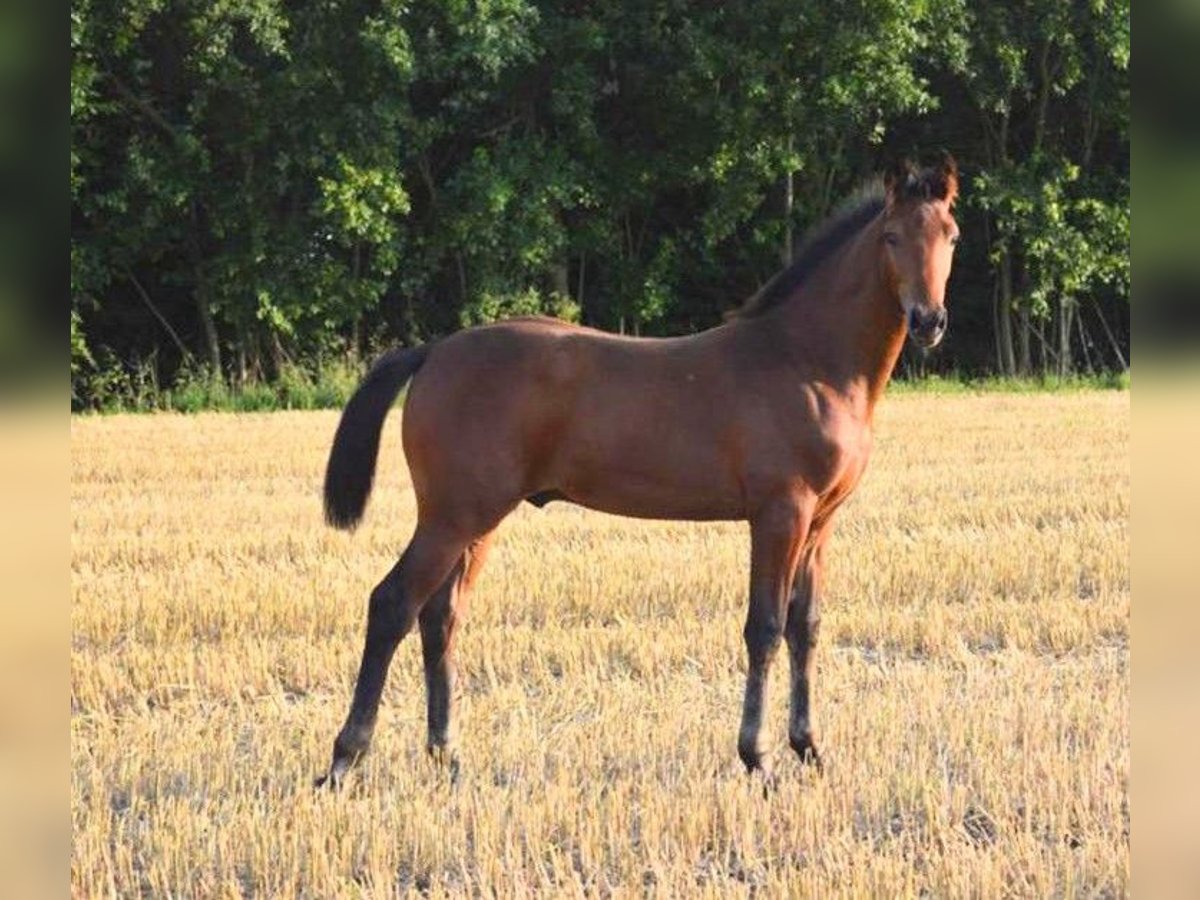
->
[794,385,871,497]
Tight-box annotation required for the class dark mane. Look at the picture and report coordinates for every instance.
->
[734,190,885,319]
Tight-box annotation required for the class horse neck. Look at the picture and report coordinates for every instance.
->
[768,215,907,418]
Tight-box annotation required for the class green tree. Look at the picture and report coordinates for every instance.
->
[948,0,1128,374]
[71,0,1129,409]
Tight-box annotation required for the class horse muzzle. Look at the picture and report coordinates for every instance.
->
[907,306,947,349]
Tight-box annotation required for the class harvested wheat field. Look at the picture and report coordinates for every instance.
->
[71,390,1129,897]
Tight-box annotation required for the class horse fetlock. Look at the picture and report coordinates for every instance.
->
[738,726,770,773]
[425,727,458,757]
[426,740,458,765]
[335,719,375,760]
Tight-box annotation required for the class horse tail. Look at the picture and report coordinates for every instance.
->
[323,344,432,530]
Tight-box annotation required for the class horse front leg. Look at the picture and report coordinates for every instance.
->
[785,526,829,772]
[738,494,813,774]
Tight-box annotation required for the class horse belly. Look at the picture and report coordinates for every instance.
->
[566,477,744,521]
[551,409,745,521]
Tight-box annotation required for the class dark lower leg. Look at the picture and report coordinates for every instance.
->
[321,529,465,787]
[325,566,417,785]
[419,534,492,777]
[419,563,463,763]
[786,553,823,769]
[737,499,810,773]
[738,610,783,772]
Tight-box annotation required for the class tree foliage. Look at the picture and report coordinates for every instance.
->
[71,0,1129,406]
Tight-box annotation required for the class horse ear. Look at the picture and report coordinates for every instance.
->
[939,153,959,206]
[884,159,915,204]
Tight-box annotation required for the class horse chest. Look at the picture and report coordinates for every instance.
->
[782,406,869,498]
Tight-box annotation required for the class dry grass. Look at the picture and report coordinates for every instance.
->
[71,391,1129,897]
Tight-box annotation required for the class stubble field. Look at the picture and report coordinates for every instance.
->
[71,390,1129,897]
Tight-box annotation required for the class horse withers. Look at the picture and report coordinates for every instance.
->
[316,157,960,788]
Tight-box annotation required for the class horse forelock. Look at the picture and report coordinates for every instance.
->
[889,156,958,206]
[895,168,955,204]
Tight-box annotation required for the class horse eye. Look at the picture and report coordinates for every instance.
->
[884,233,899,247]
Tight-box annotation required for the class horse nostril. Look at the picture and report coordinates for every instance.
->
[907,307,946,343]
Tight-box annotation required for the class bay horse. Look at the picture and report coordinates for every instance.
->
[316,157,960,788]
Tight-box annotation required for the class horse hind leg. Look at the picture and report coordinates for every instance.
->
[317,523,472,789]
[418,531,495,782]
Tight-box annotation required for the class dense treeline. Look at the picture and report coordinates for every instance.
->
[71,0,1128,408]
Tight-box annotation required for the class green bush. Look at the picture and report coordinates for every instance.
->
[459,289,581,328]
[70,352,1128,415]
[890,371,1129,394]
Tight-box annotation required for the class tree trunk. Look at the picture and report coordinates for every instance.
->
[353,314,365,361]
[402,294,419,345]
[996,248,1016,376]
[782,137,795,266]
[455,253,468,308]
[1035,317,1048,376]
[982,108,1017,376]
[1057,297,1074,378]
[1033,40,1053,157]
[1018,304,1032,376]
[195,290,220,374]
[1091,299,1128,371]
[271,331,285,376]
[550,257,569,300]
[198,296,222,374]
[235,325,248,385]
[1076,301,1095,374]
[576,252,586,320]
[189,202,221,374]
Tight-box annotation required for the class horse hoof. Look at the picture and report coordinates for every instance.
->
[314,754,354,791]
[738,744,774,794]
[738,739,770,775]
[314,771,344,791]
[790,735,824,773]
[758,768,781,798]
[427,744,462,787]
